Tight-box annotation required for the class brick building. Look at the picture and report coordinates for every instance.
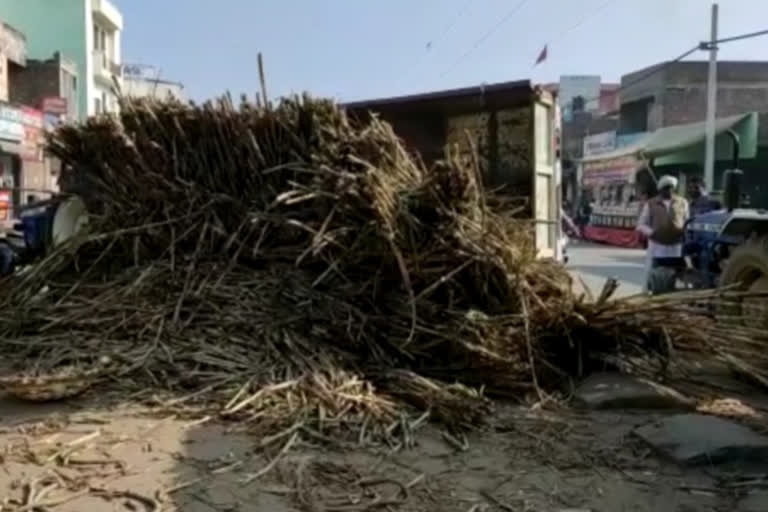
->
[619,61,768,134]
[9,52,79,121]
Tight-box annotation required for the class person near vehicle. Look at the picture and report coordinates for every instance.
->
[687,176,720,216]
[635,175,690,293]
[576,195,592,239]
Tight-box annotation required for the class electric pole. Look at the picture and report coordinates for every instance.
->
[704,3,719,191]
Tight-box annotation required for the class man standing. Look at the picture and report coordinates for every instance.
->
[576,195,592,239]
[636,175,690,293]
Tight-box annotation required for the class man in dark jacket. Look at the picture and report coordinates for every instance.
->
[687,176,720,216]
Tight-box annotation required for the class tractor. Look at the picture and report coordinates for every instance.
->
[682,168,768,309]
[0,195,88,276]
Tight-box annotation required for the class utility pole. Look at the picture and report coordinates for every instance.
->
[704,3,719,191]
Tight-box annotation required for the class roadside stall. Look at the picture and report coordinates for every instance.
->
[578,112,759,248]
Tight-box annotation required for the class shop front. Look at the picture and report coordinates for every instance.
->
[578,112,759,248]
[581,154,647,248]
[0,102,46,226]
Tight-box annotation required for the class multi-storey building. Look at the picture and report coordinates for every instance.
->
[0,0,123,119]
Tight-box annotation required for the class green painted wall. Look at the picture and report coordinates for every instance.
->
[0,0,87,118]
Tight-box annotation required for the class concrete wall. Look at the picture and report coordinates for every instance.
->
[0,0,88,118]
[665,61,768,85]
[0,57,9,102]
[0,22,27,102]
[123,77,186,101]
[619,63,667,105]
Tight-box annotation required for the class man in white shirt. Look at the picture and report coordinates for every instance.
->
[636,175,690,293]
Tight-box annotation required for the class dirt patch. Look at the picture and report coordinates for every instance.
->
[0,394,763,512]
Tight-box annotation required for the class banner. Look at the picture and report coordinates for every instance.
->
[582,155,640,187]
[0,190,9,221]
[584,225,644,248]
[0,104,23,142]
[583,131,616,157]
[42,97,68,115]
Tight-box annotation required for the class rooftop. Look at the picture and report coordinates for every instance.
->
[343,80,537,115]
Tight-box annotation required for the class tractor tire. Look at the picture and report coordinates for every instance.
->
[719,236,768,328]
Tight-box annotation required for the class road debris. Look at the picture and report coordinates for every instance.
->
[0,88,766,509]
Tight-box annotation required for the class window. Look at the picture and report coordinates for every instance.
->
[102,92,108,112]
[94,97,102,114]
[94,25,107,52]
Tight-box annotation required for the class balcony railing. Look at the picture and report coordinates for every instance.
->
[93,50,121,81]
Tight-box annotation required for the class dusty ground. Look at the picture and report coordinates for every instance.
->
[0,244,763,511]
[0,392,766,512]
[567,241,646,298]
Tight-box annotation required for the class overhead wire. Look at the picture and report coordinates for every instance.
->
[571,25,768,114]
[426,0,478,50]
[439,0,532,78]
[402,0,479,87]
[562,25,768,110]
[706,27,768,47]
[567,45,700,115]
[550,0,621,45]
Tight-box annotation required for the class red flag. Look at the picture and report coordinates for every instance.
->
[535,45,548,66]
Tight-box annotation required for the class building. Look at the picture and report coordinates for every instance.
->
[0,20,50,224]
[550,76,620,121]
[0,0,124,119]
[619,61,768,134]
[9,52,79,122]
[0,21,26,102]
[121,64,185,101]
[548,77,621,207]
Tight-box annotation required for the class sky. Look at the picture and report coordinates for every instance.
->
[115,0,768,102]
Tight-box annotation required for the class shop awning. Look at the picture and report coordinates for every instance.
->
[581,112,758,166]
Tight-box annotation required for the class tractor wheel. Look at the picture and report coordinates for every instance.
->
[719,236,768,328]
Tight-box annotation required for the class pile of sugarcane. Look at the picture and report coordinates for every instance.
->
[0,93,765,438]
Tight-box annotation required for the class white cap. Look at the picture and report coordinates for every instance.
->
[657,175,678,190]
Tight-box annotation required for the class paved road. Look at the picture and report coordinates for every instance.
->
[566,241,646,298]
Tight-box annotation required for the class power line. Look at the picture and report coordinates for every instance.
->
[426,0,478,50]
[576,28,768,109]
[440,0,532,78]
[402,0,479,86]
[702,27,768,48]
[567,45,699,115]
[602,28,768,101]
[551,0,621,44]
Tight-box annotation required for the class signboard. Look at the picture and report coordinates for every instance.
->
[583,131,616,157]
[582,155,640,187]
[0,104,23,142]
[44,113,62,132]
[41,97,68,115]
[0,190,8,221]
[616,132,648,149]
[20,107,43,161]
